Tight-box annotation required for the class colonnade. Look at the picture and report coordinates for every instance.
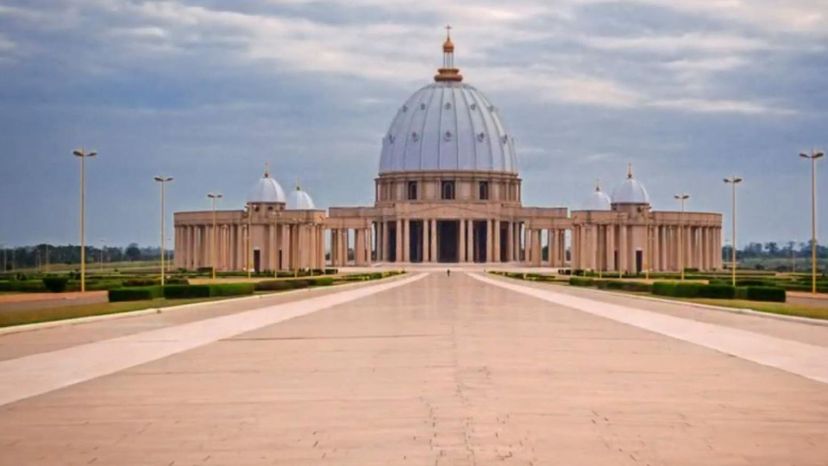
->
[329,227,372,266]
[372,218,528,264]
[523,228,566,267]
[570,224,721,272]
[175,223,324,272]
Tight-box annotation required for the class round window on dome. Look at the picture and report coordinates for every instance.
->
[411,132,419,142]
[477,132,485,142]
[444,102,452,110]
[470,103,477,110]
[444,131,452,141]
[501,135,508,144]
[420,103,426,110]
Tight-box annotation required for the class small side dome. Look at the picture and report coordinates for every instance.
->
[288,185,316,210]
[611,164,650,205]
[583,181,611,210]
[247,165,286,203]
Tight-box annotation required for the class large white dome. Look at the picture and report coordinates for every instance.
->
[611,167,650,205]
[379,83,517,174]
[288,186,316,210]
[247,170,286,204]
[378,34,517,175]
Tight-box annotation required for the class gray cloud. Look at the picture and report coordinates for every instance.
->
[0,0,825,247]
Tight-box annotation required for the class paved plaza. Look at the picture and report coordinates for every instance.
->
[0,273,827,465]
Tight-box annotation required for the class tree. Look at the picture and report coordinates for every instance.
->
[125,243,141,261]
[765,242,779,257]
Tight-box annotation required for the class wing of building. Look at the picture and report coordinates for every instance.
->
[174,31,723,273]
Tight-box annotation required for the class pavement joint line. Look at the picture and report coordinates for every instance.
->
[488,275,828,327]
[471,272,828,385]
[0,274,410,336]
[0,272,428,407]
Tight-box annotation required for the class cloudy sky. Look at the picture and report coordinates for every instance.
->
[0,0,826,248]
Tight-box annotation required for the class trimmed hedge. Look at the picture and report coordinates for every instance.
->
[653,282,737,299]
[163,284,211,299]
[596,280,653,293]
[569,277,594,287]
[162,284,254,299]
[254,280,295,292]
[0,280,46,292]
[208,283,255,297]
[109,286,163,302]
[737,286,786,302]
[42,276,69,293]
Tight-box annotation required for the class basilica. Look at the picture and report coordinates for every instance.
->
[174,32,722,273]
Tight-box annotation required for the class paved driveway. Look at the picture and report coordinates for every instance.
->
[0,272,825,465]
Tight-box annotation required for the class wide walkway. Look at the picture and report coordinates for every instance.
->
[0,272,826,465]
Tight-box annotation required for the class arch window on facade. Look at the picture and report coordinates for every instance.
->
[441,180,455,200]
[479,181,489,200]
[407,181,418,200]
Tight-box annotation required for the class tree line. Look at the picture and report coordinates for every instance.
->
[1,243,168,270]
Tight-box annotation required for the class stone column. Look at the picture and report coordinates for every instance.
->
[618,226,627,273]
[548,229,556,267]
[591,226,599,271]
[430,219,438,263]
[533,229,542,266]
[605,225,614,271]
[402,219,410,263]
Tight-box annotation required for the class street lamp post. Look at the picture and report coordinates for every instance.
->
[674,193,690,280]
[154,176,174,286]
[799,150,823,294]
[73,148,97,293]
[207,193,223,281]
[723,176,743,287]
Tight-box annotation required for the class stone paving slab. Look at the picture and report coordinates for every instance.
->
[0,274,426,406]
[486,273,828,348]
[473,273,828,384]
[0,275,412,362]
[0,272,826,465]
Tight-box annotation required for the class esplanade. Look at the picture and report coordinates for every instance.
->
[174,32,722,273]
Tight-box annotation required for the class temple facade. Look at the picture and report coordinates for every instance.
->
[174,32,722,273]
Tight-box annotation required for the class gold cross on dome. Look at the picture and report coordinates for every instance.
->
[445,24,452,39]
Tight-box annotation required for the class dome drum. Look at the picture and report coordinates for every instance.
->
[375,170,521,205]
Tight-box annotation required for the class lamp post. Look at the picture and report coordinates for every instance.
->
[155,177,174,285]
[799,150,823,294]
[674,193,690,280]
[207,192,222,281]
[73,148,97,292]
[723,176,742,287]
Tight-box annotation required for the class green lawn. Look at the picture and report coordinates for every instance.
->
[0,296,227,328]
[679,298,828,320]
